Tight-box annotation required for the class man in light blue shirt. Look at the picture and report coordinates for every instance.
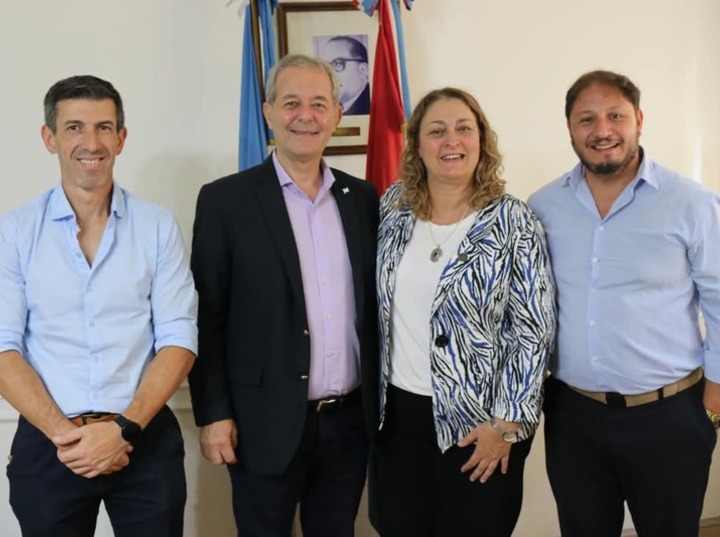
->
[529,70,720,537]
[0,75,198,536]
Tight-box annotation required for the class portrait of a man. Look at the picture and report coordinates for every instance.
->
[315,34,370,116]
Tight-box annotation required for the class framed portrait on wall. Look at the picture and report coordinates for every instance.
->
[277,1,377,155]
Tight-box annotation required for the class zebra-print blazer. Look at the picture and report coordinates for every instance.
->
[377,182,556,451]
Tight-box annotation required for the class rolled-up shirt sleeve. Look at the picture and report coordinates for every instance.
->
[0,215,28,355]
[150,214,198,356]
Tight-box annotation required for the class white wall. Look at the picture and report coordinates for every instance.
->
[0,1,718,535]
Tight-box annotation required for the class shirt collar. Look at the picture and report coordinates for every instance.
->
[563,146,657,191]
[272,150,335,194]
[48,181,125,220]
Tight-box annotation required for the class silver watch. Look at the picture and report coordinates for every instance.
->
[490,417,518,443]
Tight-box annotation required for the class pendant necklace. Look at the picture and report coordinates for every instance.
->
[427,204,471,263]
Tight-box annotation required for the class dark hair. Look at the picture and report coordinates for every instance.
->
[327,35,368,63]
[44,75,125,132]
[565,70,641,119]
[400,87,505,220]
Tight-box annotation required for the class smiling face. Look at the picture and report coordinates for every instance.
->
[417,97,480,188]
[263,66,342,166]
[568,83,643,182]
[41,98,126,194]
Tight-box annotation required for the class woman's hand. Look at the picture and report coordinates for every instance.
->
[457,419,517,483]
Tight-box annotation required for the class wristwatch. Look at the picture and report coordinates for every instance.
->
[114,415,142,443]
[705,408,720,429]
[490,417,519,443]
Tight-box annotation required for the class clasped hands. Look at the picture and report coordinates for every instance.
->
[53,421,133,479]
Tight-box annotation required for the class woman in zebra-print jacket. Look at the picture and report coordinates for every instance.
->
[371,87,556,536]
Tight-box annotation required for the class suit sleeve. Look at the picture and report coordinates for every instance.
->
[188,183,234,426]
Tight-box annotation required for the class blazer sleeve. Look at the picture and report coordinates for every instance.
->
[188,182,235,426]
[493,210,556,425]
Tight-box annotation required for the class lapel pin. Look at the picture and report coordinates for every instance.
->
[342,187,349,194]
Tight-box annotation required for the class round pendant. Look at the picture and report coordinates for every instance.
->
[430,247,443,262]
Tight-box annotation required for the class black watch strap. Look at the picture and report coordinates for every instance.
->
[114,415,142,443]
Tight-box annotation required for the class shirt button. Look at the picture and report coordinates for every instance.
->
[598,226,605,231]
[592,257,598,264]
[325,314,333,321]
[88,321,95,328]
[589,320,596,327]
[435,335,449,347]
[591,356,598,362]
[303,329,309,336]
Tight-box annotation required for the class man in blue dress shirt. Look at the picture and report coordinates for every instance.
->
[0,75,198,536]
[529,70,720,536]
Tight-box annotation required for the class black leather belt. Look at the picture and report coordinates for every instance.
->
[308,388,361,413]
[69,412,118,426]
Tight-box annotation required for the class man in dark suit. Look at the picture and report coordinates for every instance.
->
[189,53,379,537]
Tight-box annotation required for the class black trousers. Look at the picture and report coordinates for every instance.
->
[372,385,533,537]
[7,405,186,537]
[544,376,716,537]
[228,394,369,537]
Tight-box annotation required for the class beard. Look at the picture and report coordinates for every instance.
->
[572,137,640,177]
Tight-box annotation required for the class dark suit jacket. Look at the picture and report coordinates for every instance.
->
[344,83,370,116]
[189,157,379,476]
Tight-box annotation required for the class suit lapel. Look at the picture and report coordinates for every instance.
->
[253,159,307,308]
[331,175,364,319]
[379,200,415,321]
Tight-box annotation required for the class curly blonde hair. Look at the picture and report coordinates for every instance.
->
[400,87,506,220]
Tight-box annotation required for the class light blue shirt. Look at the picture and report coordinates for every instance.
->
[0,184,198,416]
[528,151,720,393]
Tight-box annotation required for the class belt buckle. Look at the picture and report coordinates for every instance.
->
[316,397,339,413]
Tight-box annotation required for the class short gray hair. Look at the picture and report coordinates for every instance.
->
[265,54,340,105]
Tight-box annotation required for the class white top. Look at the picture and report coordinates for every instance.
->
[389,212,477,395]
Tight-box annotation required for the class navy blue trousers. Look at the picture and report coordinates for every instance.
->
[228,395,369,537]
[544,376,716,537]
[372,385,533,537]
[7,406,186,537]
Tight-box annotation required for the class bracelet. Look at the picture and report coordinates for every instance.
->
[705,408,720,428]
[490,417,519,443]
